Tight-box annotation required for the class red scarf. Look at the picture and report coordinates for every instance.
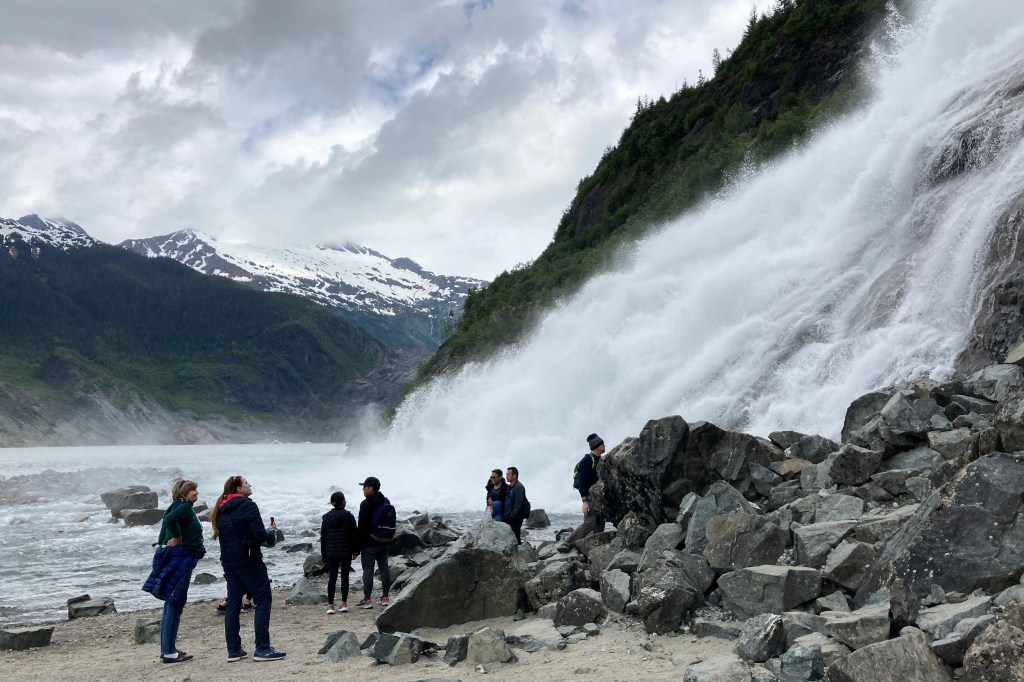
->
[219,493,245,508]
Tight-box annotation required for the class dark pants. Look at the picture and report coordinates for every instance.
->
[568,512,606,544]
[360,543,390,600]
[325,555,352,605]
[223,561,273,654]
[506,516,523,544]
[160,600,184,656]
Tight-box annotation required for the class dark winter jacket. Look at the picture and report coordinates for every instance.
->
[485,479,508,504]
[504,481,528,522]
[158,499,206,553]
[356,490,390,551]
[142,545,202,606]
[320,507,357,558]
[217,495,276,569]
[575,452,602,499]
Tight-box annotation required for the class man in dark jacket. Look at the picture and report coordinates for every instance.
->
[569,433,607,544]
[355,476,391,609]
[211,475,285,662]
[503,466,529,544]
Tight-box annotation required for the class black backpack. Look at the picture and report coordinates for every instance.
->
[369,498,397,542]
[573,453,595,489]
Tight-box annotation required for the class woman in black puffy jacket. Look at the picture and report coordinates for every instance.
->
[320,491,357,614]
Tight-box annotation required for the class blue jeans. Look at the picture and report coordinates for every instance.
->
[160,600,183,656]
[360,543,390,600]
[490,500,504,522]
[223,561,273,653]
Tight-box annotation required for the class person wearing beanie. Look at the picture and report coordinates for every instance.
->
[568,432,607,543]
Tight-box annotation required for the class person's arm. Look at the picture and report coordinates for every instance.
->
[163,504,184,545]
[578,455,596,514]
[320,517,328,557]
[242,500,275,546]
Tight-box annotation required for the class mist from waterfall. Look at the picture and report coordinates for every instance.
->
[338,0,1024,513]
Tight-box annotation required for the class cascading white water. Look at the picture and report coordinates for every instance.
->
[338,0,1024,513]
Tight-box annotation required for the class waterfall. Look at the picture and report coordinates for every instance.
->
[339,0,1024,512]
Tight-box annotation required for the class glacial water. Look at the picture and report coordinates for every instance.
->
[4,0,1024,627]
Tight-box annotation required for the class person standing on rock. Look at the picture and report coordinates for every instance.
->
[504,466,529,544]
[569,433,607,544]
[355,476,393,609]
[210,475,285,662]
[321,491,357,614]
[486,469,508,521]
[148,479,205,664]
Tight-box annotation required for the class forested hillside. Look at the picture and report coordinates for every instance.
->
[422,0,898,380]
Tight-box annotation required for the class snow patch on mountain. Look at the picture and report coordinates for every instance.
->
[1,215,97,250]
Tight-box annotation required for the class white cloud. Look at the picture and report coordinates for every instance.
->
[0,0,754,279]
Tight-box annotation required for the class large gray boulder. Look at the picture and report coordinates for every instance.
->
[599,569,631,614]
[822,628,953,682]
[634,552,712,634]
[553,588,608,628]
[100,486,157,516]
[842,390,895,444]
[718,566,821,619]
[962,621,1024,682]
[930,614,997,666]
[133,618,160,644]
[856,452,1024,605]
[820,601,891,650]
[524,560,590,611]
[704,513,787,573]
[466,627,516,665]
[915,595,992,640]
[962,364,1024,403]
[682,652,777,682]
[879,390,953,446]
[793,521,857,569]
[733,613,785,663]
[0,626,54,650]
[995,394,1024,452]
[822,540,875,592]
[638,523,685,570]
[286,576,326,605]
[374,520,524,632]
[121,508,165,526]
[829,445,883,485]
[684,481,758,555]
[67,595,115,619]
[321,631,361,663]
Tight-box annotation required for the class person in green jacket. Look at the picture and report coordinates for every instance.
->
[156,479,206,664]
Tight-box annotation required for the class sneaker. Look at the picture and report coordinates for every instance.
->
[161,651,193,664]
[356,598,374,609]
[215,602,227,614]
[339,603,348,613]
[226,649,248,662]
[253,647,286,662]
[240,604,255,614]
[326,604,335,615]
[379,596,390,607]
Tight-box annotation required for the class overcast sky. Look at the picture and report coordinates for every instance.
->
[0,0,753,280]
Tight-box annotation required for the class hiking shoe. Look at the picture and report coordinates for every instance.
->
[215,603,227,614]
[253,647,286,662]
[379,596,390,607]
[240,603,255,614]
[356,598,374,609]
[226,649,248,662]
[161,651,193,664]
[326,604,335,615]
[339,603,348,613]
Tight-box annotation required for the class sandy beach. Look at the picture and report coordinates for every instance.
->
[1,587,734,681]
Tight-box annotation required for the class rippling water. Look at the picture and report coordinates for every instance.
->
[0,443,573,626]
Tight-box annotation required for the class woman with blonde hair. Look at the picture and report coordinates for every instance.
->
[143,479,205,664]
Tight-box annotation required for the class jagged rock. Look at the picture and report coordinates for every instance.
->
[524,560,590,611]
[718,566,821,619]
[962,364,1024,403]
[618,511,656,549]
[815,591,850,613]
[748,462,783,495]
[880,390,953,445]
[554,588,608,628]
[635,553,711,634]
[374,520,524,632]
[575,529,618,558]
[586,537,623,573]
[734,613,785,663]
[121,508,165,526]
[879,446,945,472]
[286,576,325,605]
[770,431,808,450]
[685,481,758,555]
[889,578,921,629]
[443,633,470,665]
[822,540,875,591]
[962,621,1024,682]
[777,639,826,681]
[192,572,217,584]
[820,601,890,650]
[682,652,776,681]
[800,453,839,491]
[794,521,857,568]
[785,435,840,465]
[829,445,883,485]
[852,504,919,544]
[368,632,426,665]
[794,631,851,669]
[821,628,952,682]
[995,394,1024,452]
[703,513,787,572]
[638,523,685,569]
[842,390,894,444]
[466,627,515,665]
[930,614,997,666]
[600,569,631,614]
[392,521,429,553]
[506,618,565,652]
[915,595,992,639]
[419,524,460,547]
[692,617,743,640]
[606,549,642,574]
[856,452,1024,604]
[0,626,54,650]
[67,595,115,619]
[767,481,803,511]
[406,512,429,527]
[100,486,156,516]
[303,551,325,577]
[927,428,973,461]
[871,469,917,496]
[321,630,361,663]
[813,494,865,523]
[526,508,551,529]
[781,612,828,648]
[133,618,160,644]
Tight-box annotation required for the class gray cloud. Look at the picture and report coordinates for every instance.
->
[0,0,754,279]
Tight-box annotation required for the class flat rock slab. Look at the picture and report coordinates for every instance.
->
[822,629,953,682]
[0,626,54,651]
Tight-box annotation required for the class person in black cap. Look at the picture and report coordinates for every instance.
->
[355,476,392,608]
[568,433,607,543]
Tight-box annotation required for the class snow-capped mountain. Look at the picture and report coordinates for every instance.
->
[119,229,486,352]
[1,215,97,250]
